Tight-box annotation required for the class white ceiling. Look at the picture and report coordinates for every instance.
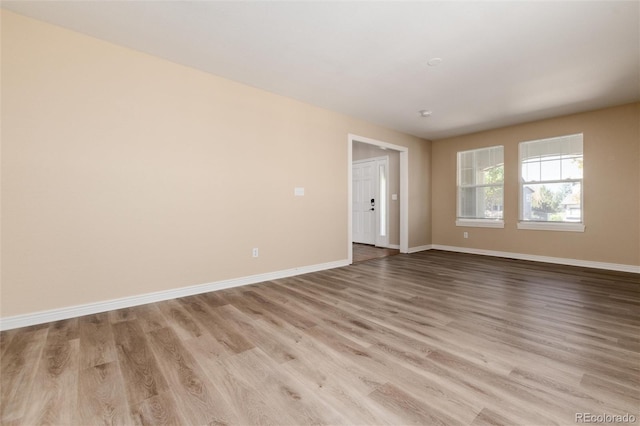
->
[3,1,639,140]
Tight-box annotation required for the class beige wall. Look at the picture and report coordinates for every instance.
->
[0,10,432,318]
[352,142,401,246]
[432,102,640,267]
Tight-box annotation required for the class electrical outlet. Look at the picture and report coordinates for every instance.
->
[252,248,259,258]
[463,232,469,239]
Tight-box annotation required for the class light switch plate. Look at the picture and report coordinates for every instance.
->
[294,187,305,196]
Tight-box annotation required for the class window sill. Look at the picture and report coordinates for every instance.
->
[456,219,504,228]
[517,221,585,232]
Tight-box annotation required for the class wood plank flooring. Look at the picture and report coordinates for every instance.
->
[353,243,400,263]
[1,250,639,425]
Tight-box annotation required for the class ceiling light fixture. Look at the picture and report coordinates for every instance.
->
[427,57,443,67]
[418,110,432,118]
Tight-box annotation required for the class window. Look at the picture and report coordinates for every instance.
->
[457,146,504,228]
[518,133,584,232]
[379,163,387,237]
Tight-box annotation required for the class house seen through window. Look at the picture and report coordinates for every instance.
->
[519,133,584,231]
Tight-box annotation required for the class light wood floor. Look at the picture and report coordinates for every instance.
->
[1,251,639,425]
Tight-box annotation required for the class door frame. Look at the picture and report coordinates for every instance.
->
[348,134,408,264]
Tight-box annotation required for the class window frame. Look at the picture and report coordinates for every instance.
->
[517,133,585,232]
[456,145,505,229]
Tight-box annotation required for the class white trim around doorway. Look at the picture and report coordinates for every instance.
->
[348,134,409,264]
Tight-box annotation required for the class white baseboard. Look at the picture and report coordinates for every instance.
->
[408,244,433,254]
[4,247,635,331]
[0,259,349,331]
[386,244,400,250]
[430,244,640,274]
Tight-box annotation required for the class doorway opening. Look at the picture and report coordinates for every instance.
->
[348,134,408,264]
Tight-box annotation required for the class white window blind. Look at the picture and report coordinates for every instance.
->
[457,146,504,222]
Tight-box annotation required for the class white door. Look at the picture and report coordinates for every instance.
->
[352,160,376,244]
